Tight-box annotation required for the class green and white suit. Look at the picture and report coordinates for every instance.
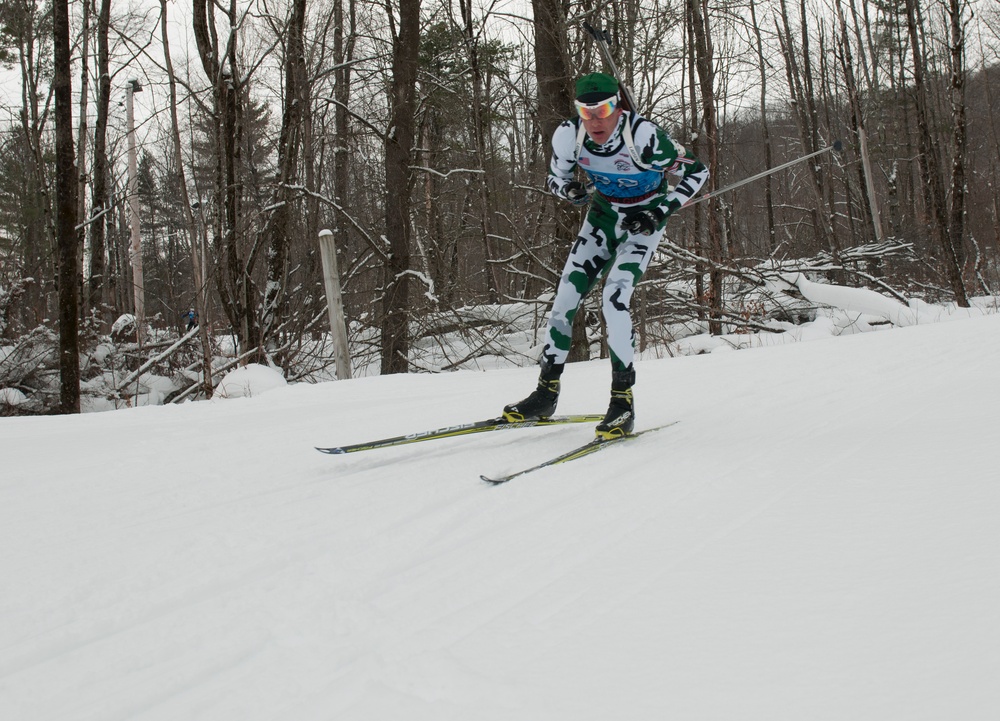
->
[543,111,709,373]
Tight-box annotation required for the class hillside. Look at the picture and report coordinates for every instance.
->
[2,313,999,720]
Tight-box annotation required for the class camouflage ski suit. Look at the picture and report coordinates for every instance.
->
[543,111,709,372]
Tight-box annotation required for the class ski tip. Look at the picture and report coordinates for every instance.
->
[480,475,508,486]
[316,447,346,455]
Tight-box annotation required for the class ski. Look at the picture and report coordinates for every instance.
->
[316,414,604,455]
[480,421,679,485]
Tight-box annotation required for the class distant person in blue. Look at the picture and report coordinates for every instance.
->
[185,309,198,332]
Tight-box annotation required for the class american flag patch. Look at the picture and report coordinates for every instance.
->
[579,157,590,166]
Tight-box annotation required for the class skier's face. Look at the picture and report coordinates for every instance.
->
[582,106,622,145]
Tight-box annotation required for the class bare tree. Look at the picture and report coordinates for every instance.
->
[87,0,112,317]
[6,0,55,326]
[903,0,968,305]
[835,0,883,245]
[192,0,258,352]
[946,0,969,300]
[688,0,724,334]
[261,0,308,345]
[53,0,79,412]
[454,0,502,300]
[75,0,89,314]
[330,0,357,282]
[776,0,837,256]
[159,0,213,398]
[748,0,776,254]
[531,0,588,360]
[381,0,421,374]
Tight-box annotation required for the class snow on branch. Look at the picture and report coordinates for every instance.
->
[409,166,486,179]
[317,94,386,137]
[115,326,201,394]
[396,269,438,304]
[767,241,915,302]
[770,273,918,327]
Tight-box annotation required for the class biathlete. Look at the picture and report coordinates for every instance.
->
[503,72,709,438]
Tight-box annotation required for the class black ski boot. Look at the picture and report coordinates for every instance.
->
[503,360,564,422]
[596,369,636,439]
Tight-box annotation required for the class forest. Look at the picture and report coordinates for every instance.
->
[0,0,998,414]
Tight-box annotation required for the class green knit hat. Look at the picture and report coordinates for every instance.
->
[575,72,619,103]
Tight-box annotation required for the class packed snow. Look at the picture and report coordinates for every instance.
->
[2,308,999,720]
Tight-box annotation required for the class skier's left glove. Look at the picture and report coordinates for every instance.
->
[622,207,665,236]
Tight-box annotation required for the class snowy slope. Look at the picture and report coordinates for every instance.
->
[2,314,999,720]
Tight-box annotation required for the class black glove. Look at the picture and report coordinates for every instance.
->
[563,181,590,206]
[622,207,665,236]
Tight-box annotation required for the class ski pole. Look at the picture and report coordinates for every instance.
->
[582,22,639,113]
[684,140,843,207]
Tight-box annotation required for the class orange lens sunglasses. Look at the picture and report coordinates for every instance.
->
[575,96,619,121]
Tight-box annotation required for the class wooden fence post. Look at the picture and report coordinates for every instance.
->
[318,229,352,380]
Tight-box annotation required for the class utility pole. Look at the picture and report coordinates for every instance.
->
[126,78,144,335]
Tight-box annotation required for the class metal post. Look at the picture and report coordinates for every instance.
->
[318,229,352,380]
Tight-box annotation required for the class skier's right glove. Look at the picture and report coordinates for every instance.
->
[562,181,591,206]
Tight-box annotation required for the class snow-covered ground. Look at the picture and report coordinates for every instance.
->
[2,311,999,720]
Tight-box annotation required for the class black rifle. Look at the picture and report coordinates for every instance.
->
[582,22,639,112]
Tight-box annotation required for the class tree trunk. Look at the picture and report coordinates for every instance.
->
[459,0,502,301]
[53,0,80,413]
[160,0,214,398]
[192,0,258,355]
[531,0,572,148]
[749,0,776,254]
[836,0,883,245]
[380,0,421,375]
[262,0,308,346]
[88,0,112,318]
[777,0,837,255]
[688,0,724,335]
[532,0,587,361]
[947,0,968,300]
[903,0,968,305]
[75,0,89,322]
[332,0,357,281]
[14,5,57,325]
[684,11,706,321]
